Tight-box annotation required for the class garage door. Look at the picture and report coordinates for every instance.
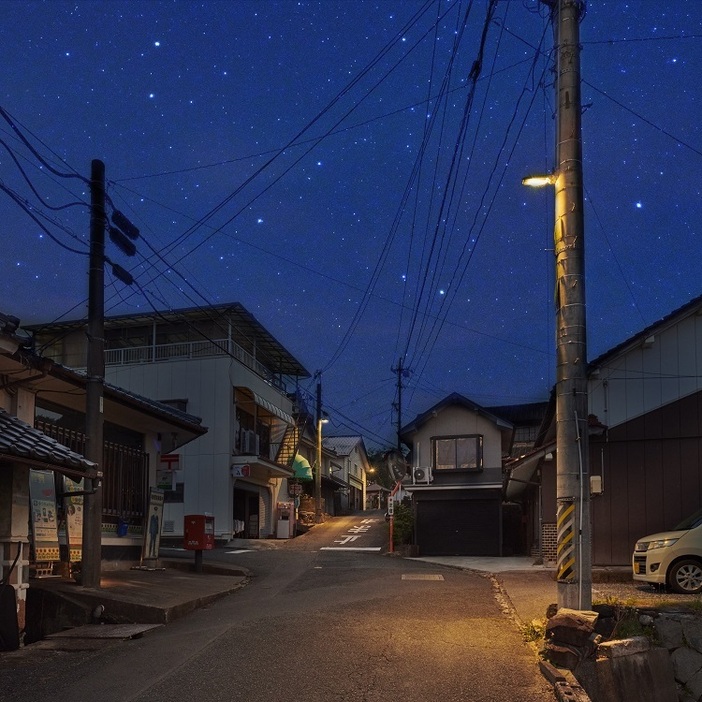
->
[416,495,500,556]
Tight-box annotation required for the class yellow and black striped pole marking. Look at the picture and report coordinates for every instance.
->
[556,500,576,582]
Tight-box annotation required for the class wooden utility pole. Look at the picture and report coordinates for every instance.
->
[547,0,592,610]
[82,159,106,589]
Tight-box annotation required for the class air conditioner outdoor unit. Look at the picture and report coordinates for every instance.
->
[412,466,432,485]
[241,430,258,455]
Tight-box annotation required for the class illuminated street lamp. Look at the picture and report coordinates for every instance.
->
[520,0,591,613]
[315,417,329,524]
[521,173,557,188]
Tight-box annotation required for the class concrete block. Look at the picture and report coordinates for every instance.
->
[654,615,684,650]
[545,642,583,670]
[539,659,567,685]
[554,680,591,702]
[547,608,599,647]
[671,645,702,684]
[596,648,677,702]
[597,636,650,658]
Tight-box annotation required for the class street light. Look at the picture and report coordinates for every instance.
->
[521,173,557,188]
[520,0,591,613]
[315,417,329,524]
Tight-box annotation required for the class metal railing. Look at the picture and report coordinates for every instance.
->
[104,338,276,384]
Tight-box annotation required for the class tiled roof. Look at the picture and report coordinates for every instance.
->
[323,435,362,456]
[0,409,98,478]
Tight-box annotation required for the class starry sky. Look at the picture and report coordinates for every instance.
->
[1,1,701,449]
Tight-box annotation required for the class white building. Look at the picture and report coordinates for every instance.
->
[30,303,310,541]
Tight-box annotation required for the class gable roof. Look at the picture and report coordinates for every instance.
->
[589,293,702,370]
[0,409,99,480]
[400,392,513,439]
[323,435,367,458]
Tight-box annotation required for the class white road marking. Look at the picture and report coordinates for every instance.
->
[401,574,445,580]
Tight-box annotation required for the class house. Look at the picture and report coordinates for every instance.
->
[507,293,702,566]
[0,312,205,637]
[28,303,310,541]
[366,483,390,509]
[399,392,513,556]
[323,435,371,513]
[287,410,348,523]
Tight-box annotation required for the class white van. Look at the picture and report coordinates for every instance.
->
[633,508,702,594]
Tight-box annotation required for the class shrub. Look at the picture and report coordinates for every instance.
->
[392,503,414,546]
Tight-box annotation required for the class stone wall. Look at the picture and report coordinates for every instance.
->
[653,612,702,701]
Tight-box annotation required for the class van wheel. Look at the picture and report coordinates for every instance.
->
[669,560,702,594]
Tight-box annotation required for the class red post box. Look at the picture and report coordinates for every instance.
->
[184,514,215,551]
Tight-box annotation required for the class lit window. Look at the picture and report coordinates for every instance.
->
[433,435,483,471]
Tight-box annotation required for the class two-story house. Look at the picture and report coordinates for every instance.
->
[400,393,513,556]
[28,303,310,542]
[506,293,702,566]
[323,435,371,513]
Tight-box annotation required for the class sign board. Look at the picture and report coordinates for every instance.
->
[63,476,84,562]
[288,482,303,497]
[231,464,251,478]
[141,488,165,561]
[387,497,394,516]
[29,469,60,562]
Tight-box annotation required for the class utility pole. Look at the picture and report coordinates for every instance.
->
[547,0,591,610]
[391,359,408,451]
[314,373,323,524]
[82,159,106,589]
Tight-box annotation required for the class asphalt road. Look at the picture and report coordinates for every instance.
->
[4,512,555,701]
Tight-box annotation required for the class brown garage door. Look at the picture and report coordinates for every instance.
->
[416,493,501,556]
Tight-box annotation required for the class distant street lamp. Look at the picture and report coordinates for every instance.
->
[315,417,329,524]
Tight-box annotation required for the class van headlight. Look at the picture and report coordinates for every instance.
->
[636,538,679,551]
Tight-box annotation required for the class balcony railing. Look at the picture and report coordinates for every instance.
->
[104,338,281,387]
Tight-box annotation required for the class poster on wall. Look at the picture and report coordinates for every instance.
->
[29,469,60,562]
[63,476,84,563]
[141,488,165,562]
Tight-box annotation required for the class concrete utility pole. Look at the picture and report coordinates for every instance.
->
[314,374,323,524]
[391,359,405,451]
[547,0,592,610]
[82,159,106,589]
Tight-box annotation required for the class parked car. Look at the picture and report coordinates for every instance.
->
[633,508,702,594]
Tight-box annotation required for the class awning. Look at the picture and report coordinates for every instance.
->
[252,392,294,425]
[504,441,557,500]
[292,454,313,480]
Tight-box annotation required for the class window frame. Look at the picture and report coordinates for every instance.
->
[431,434,483,472]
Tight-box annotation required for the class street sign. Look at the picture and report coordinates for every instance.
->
[387,497,394,516]
[288,483,303,496]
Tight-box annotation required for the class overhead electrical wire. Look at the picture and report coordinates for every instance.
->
[401,0,504,372]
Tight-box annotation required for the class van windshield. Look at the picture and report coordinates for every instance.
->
[675,508,702,530]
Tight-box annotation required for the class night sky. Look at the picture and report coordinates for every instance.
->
[2,1,701,448]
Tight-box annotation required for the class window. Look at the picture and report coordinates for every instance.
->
[433,435,483,471]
